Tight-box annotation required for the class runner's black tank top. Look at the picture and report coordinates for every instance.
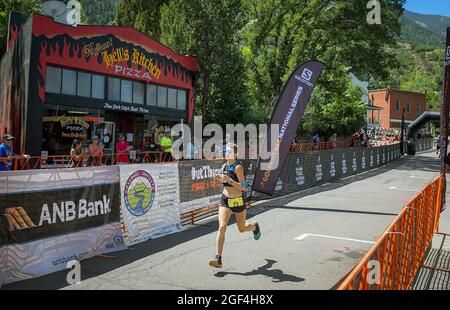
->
[222,162,242,187]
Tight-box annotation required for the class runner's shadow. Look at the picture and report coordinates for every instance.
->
[214,259,304,283]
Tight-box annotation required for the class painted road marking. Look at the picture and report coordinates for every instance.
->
[389,186,418,192]
[295,234,375,244]
[409,176,431,180]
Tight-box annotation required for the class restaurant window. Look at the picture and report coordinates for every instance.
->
[395,100,400,112]
[108,77,121,101]
[92,75,105,99]
[61,69,77,95]
[167,88,177,109]
[157,86,167,108]
[42,105,106,157]
[416,103,420,114]
[147,84,157,106]
[77,72,91,97]
[45,66,62,94]
[133,81,145,104]
[121,80,133,103]
[177,89,187,111]
[406,102,411,113]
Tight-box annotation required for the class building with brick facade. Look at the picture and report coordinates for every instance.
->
[368,88,427,129]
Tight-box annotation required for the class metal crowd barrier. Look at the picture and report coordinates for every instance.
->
[289,141,346,153]
[336,174,444,290]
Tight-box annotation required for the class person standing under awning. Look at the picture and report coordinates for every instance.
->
[160,132,173,162]
[0,134,30,171]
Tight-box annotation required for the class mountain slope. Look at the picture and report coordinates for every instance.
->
[403,10,450,38]
[400,10,450,47]
[399,15,443,46]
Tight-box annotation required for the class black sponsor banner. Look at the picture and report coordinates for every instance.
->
[440,28,450,212]
[0,183,120,245]
[441,28,450,175]
[178,160,224,203]
[401,108,406,155]
[178,159,257,212]
[177,145,400,210]
[252,145,399,200]
[253,61,324,196]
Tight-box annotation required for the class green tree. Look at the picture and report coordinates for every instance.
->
[116,0,168,40]
[159,0,252,126]
[114,0,406,134]
[80,0,120,25]
[0,0,40,57]
[240,0,405,112]
[301,83,367,138]
[371,43,444,112]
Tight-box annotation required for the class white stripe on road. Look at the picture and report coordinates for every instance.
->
[409,176,431,180]
[294,233,375,244]
[389,186,418,192]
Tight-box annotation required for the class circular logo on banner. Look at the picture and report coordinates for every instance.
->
[124,170,156,217]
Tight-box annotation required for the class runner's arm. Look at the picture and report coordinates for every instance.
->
[228,165,247,192]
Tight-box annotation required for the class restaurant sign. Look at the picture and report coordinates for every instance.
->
[104,103,150,114]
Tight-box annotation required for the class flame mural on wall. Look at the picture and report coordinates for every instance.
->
[7,11,24,51]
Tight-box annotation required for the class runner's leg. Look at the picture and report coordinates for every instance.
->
[216,206,232,256]
[235,210,256,233]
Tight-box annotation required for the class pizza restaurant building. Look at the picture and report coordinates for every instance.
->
[0,12,198,157]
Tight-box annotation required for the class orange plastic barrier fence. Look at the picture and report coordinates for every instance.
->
[336,174,444,290]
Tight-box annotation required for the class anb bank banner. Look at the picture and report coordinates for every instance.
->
[0,167,126,286]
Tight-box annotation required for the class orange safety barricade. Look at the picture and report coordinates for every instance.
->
[336,174,444,290]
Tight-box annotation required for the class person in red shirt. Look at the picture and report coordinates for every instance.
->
[115,133,131,165]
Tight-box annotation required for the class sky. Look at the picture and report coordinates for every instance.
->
[404,0,450,17]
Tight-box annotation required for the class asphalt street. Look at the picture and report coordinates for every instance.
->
[2,149,442,290]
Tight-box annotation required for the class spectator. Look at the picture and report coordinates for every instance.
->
[436,137,441,156]
[146,136,160,152]
[312,133,320,150]
[350,135,356,147]
[160,132,173,162]
[88,136,103,166]
[0,134,30,171]
[115,133,131,165]
[359,130,365,147]
[330,134,337,149]
[70,139,84,168]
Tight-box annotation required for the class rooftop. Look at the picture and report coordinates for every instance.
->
[369,88,426,96]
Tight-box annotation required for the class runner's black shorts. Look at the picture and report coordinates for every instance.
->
[219,195,246,213]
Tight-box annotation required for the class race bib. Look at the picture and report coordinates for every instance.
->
[227,197,244,208]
